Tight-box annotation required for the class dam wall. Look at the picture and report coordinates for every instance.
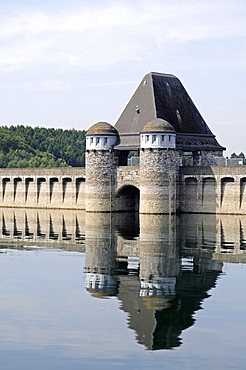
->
[1,164,246,214]
[179,166,246,214]
[0,167,86,210]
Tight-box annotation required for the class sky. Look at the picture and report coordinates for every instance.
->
[0,0,246,156]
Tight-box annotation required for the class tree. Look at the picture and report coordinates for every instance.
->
[0,125,86,168]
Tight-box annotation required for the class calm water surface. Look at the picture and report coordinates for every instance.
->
[0,209,246,369]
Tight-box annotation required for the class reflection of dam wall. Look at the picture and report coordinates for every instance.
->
[179,213,246,263]
[2,208,246,263]
[213,215,246,263]
[0,208,85,250]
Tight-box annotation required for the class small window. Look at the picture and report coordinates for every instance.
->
[96,137,100,146]
[152,135,157,144]
[161,135,164,142]
[169,135,171,141]
[104,137,108,144]
[145,135,149,144]
[90,137,93,145]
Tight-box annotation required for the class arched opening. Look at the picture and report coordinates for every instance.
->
[202,177,216,211]
[13,178,22,201]
[37,177,46,203]
[116,185,140,212]
[221,177,234,206]
[25,177,34,203]
[2,178,10,201]
[185,177,198,211]
[49,177,59,202]
[240,178,246,208]
[76,177,85,202]
[62,177,72,202]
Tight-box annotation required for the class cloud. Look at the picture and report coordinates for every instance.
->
[0,0,245,72]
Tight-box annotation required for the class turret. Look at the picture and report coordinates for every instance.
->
[85,122,119,212]
[139,119,181,214]
[86,121,119,150]
[140,119,176,149]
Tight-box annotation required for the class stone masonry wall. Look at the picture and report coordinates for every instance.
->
[193,150,223,166]
[85,150,119,212]
[140,149,181,214]
[115,166,140,212]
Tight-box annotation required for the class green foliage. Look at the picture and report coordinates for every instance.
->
[0,126,86,168]
[128,151,139,158]
[230,152,246,164]
[238,152,245,159]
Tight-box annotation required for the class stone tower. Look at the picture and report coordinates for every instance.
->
[139,119,181,214]
[84,72,226,214]
[85,121,119,212]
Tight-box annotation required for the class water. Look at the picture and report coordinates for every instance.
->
[0,209,246,369]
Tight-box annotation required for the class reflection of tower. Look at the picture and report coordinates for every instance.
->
[117,214,223,350]
[117,214,180,350]
[139,214,180,309]
[83,212,224,351]
[84,213,118,297]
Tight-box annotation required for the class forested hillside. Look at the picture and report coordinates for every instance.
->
[0,126,86,168]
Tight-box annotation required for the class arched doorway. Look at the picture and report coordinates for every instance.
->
[115,185,140,212]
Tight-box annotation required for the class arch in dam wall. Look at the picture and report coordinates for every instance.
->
[184,177,198,213]
[240,178,246,209]
[220,177,235,208]
[115,185,140,212]
[202,177,217,213]
[76,177,85,204]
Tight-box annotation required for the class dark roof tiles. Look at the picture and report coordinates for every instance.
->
[114,72,225,151]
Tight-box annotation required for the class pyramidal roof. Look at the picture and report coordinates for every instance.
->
[114,72,225,151]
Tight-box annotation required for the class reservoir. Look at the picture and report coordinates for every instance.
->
[0,208,246,369]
